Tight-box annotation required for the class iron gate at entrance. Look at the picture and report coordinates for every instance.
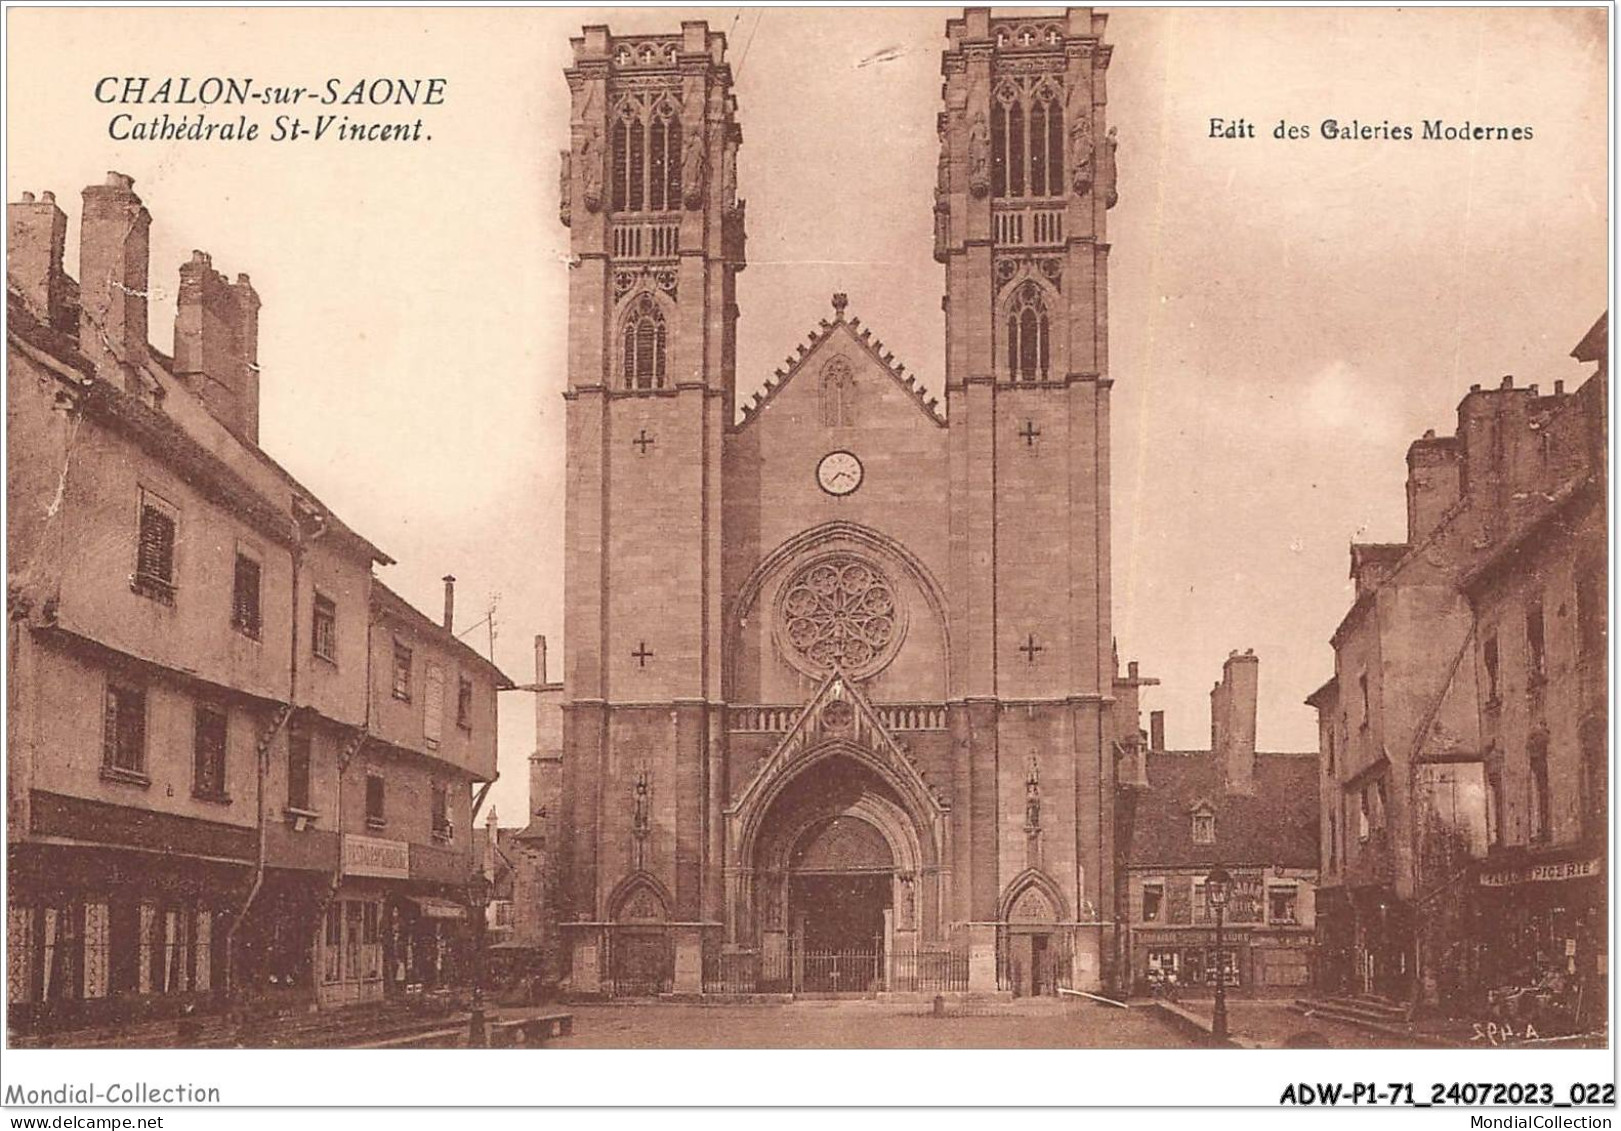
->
[701,939,968,995]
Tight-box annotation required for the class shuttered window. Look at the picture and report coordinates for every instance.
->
[424,663,444,749]
[231,553,262,639]
[192,704,228,799]
[103,684,147,775]
[133,491,177,600]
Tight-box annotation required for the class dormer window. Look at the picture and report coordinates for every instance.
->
[1191,804,1216,845]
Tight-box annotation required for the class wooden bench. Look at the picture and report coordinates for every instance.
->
[488,1012,574,1046]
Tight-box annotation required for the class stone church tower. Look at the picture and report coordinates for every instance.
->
[552,8,1126,996]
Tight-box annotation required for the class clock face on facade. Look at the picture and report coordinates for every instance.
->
[816,450,863,496]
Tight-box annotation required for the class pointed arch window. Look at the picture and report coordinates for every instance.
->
[622,295,668,391]
[820,356,855,427]
[612,98,682,215]
[1005,283,1050,382]
[992,81,1064,200]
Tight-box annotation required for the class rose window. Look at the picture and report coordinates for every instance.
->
[778,556,902,676]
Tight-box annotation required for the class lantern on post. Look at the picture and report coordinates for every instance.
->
[1205,864,1232,1044]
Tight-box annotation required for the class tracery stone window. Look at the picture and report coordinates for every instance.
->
[991,79,1063,199]
[778,556,901,678]
[1004,282,1050,381]
[611,96,681,213]
[621,294,668,390]
[821,356,855,427]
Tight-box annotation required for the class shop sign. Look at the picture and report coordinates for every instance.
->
[342,834,410,879]
[1478,858,1602,887]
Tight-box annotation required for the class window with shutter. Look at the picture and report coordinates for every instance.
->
[102,684,148,780]
[232,553,262,639]
[192,704,228,800]
[365,774,386,829]
[424,663,444,749]
[457,676,474,731]
[288,731,313,812]
[312,594,337,662]
[133,491,178,602]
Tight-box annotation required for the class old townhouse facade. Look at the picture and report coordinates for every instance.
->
[1118,652,1319,997]
[5,174,510,1035]
[1308,313,1607,1017]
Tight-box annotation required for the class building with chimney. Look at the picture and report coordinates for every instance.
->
[1307,314,1606,1020]
[1117,652,1319,996]
[6,174,510,1035]
[549,9,1137,997]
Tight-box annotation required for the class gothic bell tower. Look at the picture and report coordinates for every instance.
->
[938,7,1122,989]
[557,20,746,947]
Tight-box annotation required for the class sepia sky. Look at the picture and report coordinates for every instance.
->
[6,6,1608,826]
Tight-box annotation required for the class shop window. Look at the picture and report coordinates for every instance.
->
[313,594,338,662]
[1268,884,1299,924]
[102,682,148,781]
[344,901,364,981]
[1529,737,1552,844]
[1206,948,1240,987]
[322,904,342,984]
[287,731,313,812]
[1141,881,1163,923]
[365,773,386,830]
[231,551,262,639]
[108,900,141,997]
[1526,597,1547,685]
[192,703,229,801]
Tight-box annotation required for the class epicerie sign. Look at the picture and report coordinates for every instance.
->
[342,833,410,879]
[1478,858,1602,887]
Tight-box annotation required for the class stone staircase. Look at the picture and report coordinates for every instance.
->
[1293,992,1410,1028]
[1292,993,1461,1048]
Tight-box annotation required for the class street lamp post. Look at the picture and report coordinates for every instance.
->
[466,867,491,1048]
[1205,865,1232,1046]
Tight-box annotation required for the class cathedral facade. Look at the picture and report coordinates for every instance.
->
[552,8,1131,996]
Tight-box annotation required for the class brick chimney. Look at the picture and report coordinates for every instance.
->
[1405,429,1462,544]
[534,633,549,685]
[8,191,72,332]
[1149,710,1165,752]
[1212,650,1259,795]
[79,172,151,379]
[442,575,456,632]
[174,249,262,441]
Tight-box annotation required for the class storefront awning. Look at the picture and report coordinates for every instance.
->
[408,896,467,920]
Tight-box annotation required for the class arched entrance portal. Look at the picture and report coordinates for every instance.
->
[745,752,933,993]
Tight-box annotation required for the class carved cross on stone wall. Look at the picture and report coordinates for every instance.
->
[633,429,656,454]
[632,642,654,667]
[1019,634,1044,663]
[1019,420,1042,447]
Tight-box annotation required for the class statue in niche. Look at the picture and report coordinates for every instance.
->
[967,110,991,198]
[1025,759,1041,831]
[558,150,572,227]
[682,123,706,210]
[721,144,738,216]
[632,769,650,839]
[1099,126,1119,209]
[576,81,604,213]
[897,872,916,930]
[1068,85,1095,196]
[933,116,950,259]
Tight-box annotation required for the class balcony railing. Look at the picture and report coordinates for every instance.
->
[729,703,948,733]
[992,203,1065,248]
[612,217,680,260]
